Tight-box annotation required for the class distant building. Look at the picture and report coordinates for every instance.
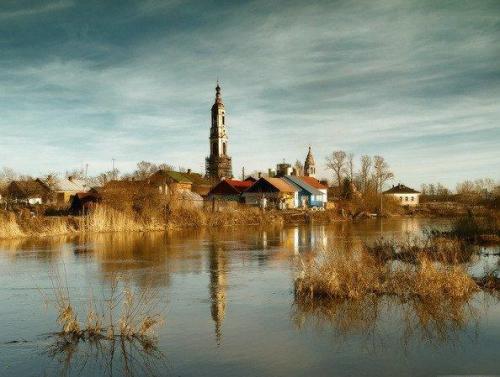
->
[383,183,420,206]
[183,169,212,197]
[208,178,254,202]
[276,162,292,177]
[243,177,298,209]
[206,83,232,180]
[304,146,316,177]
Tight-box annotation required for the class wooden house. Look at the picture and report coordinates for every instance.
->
[37,176,88,204]
[297,176,328,205]
[242,178,298,209]
[6,180,51,204]
[208,179,254,202]
[282,175,326,208]
[148,170,193,195]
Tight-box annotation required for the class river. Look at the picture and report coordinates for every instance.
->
[0,218,498,376]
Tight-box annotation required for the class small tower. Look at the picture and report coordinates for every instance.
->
[206,82,232,180]
[304,146,316,177]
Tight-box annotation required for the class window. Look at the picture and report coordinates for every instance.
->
[222,115,225,125]
[411,196,414,201]
[405,196,408,201]
[223,142,227,155]
[400,196,403,201]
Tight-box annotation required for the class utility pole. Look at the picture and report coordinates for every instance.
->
[242,167,245,181]
[112,158,116,180]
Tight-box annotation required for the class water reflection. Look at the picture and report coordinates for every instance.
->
[292,294,482,349]
[208,238,228,345]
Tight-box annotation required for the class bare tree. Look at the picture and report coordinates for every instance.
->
[372,155,394,193]
[347,153,354,180]
[325,150,347,187]
[358,155,372,193]
[294,160,304,176]
[0,167,18,191]
[132,161,158,180]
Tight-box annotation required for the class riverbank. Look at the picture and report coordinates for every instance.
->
[0,205,346,240]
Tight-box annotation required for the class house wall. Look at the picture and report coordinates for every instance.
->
[388,193,420,206]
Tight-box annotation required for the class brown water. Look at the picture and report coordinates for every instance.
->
[0,218,498,377]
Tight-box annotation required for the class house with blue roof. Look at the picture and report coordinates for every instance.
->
[282,175,326,208]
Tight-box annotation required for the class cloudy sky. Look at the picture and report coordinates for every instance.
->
[0,0,499,188]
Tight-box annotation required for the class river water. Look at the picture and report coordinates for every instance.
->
[0,218,498,376]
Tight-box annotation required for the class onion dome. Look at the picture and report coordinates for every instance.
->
[212,81,224,110]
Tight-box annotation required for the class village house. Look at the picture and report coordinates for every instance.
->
[243,177,298,209]
[182,169,212,197]
[383,183,421,206]
[207,178,254,202]
[281,175,326,208]
[148,170,204,206]
[37,176,88,205]
[5,179,52,205]
[148,170,193,195]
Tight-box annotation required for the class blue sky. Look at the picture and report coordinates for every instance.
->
[0,0,499,188]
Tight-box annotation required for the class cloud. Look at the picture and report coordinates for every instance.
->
[0,0,498,188]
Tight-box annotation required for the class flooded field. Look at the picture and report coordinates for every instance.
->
[0,218,498,376]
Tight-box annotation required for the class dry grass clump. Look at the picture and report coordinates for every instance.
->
[42,267,164,348]
[294,248,479,302]
[366,235,474,264]
[79,205,146,233]
[0,211,25,238]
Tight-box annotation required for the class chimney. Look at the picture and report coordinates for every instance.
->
[292,168,297,176]
[268,168,273,178]
[258,172,262,178]
[187,169,191,174]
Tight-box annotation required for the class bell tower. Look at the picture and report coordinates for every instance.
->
[206,82,232,180]
[304,146,316,177]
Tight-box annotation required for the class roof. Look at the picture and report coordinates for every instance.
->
[8,180,49,198]
[265,178,298,193]
[208,179,253,196]
[282,175,324,196]
[298,176,328,190]
[179,189,204,201]
[183,172,211,186]
[383,184,420,194]
[38,177,87,192]
[225,179,253,192]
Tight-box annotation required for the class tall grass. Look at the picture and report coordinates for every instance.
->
[294,247,479,302]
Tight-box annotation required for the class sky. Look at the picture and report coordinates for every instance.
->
[0,0,499,189]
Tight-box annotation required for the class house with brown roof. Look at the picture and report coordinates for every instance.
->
[182,170,212,197]
[6,180,52,205]
[208,178,254,202]
[383,183,420,206]
[242,177,298,209]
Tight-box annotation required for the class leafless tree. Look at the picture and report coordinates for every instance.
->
[347,153,354,180]
[294,160,304,176]
[326,150,347,187]
[358,155,372,193]
[372,155,394,193]
[132,161,158,180]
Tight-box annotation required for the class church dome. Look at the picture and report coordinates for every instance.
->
[212,82,224,110]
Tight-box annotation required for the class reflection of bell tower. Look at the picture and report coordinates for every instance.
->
[209,244,227,345]
[206,82,232,180]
